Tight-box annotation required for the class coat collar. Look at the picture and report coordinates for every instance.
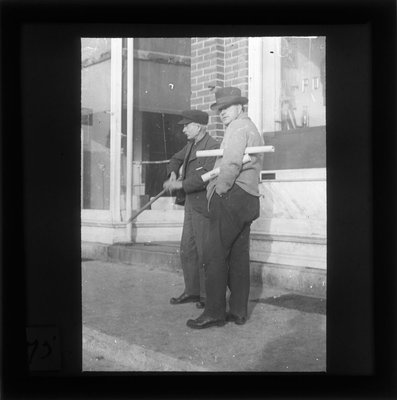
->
[186,131,210,149]
[188,132,211,159]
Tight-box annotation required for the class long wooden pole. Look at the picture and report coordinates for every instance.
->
[126,188,167,224]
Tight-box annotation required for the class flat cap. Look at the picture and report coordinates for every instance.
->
[177,109,209,125]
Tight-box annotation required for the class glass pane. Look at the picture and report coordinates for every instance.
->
[132,38,191,206]
[261,36,326,171]
[277,36,326,132]
[120,38,128,216]
[81,38,112,209]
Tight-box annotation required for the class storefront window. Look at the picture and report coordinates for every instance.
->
[278,37,326,131]
[132,38,191,204]
[82,37,191,217]
[254,36,326,171]
[81,38,112,209]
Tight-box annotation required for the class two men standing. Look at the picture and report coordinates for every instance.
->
[166,87,264,330]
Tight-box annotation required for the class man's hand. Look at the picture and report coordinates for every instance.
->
[163,179,183,193]
[169,171,177,182]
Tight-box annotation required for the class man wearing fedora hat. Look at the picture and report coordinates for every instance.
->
[163,109,219,309]
[187,87,264,329]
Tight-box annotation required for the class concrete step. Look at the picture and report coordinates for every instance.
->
[82,241,326,297]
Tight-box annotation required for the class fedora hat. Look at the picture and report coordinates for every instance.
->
[210,87,248,111]
[177,109,209,125]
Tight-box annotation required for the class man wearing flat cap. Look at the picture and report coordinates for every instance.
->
[164,109,219,309]
[187,87,264,329]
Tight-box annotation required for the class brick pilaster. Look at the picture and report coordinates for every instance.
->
[190,37,249,139]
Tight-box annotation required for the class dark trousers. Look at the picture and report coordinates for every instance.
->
[180,197,209,300]
[203,184,259,320]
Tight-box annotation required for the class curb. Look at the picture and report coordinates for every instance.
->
[83,326,209,372]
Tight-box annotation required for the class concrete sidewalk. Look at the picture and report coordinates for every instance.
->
[82,260,326,372]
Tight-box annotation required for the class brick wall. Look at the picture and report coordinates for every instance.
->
[224,37,249,95]
[191,37,249,139]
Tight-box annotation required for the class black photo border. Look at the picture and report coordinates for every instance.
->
[1,0,396,398]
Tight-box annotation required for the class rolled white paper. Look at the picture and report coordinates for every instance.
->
[201,168,220,182]
[201,154,251,182]
[196,145,274,158]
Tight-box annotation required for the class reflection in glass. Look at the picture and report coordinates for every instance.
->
[132,38,191,204]
[278,37,326,131]
[81,38,112,209]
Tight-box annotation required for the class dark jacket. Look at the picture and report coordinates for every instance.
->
[167,132,219,215]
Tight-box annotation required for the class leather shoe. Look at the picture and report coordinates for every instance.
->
[170,293,200,305]
[226,313,247,325]
[186,315,226,329]
[196,301,205,309]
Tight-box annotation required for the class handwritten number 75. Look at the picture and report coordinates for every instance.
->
[27,338,54,365]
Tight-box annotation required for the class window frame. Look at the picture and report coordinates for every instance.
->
[81,38,125,223]
[248,36,326,173]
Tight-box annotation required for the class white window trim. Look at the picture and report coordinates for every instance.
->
[82,38,123,223]
[248,37,282,134]
[125,38,134,237]
[82,209,113,222]
[260,168,326,182]
[249,37,326,174]
[248,37,264,133]
[109,38,123,222]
